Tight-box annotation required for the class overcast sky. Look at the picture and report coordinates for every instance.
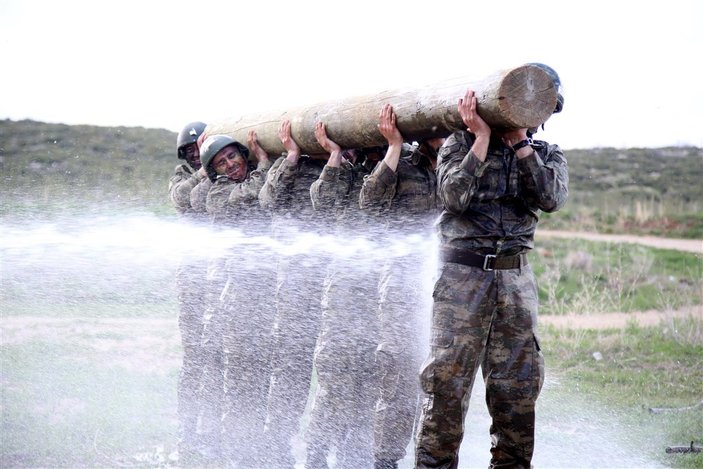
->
[1,0,701,150]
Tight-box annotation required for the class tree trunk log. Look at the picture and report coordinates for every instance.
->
[206,63,558,156]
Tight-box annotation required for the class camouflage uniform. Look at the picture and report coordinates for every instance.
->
[259,155,329,468]
[415,131,568,469]
[359,144,441,466]
[204,159,273,468]
[168,164,214,458]
[305,158,379,469]
[170,164,207,215]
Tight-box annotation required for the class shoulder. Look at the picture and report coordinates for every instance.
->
[172,163,192,176]
[437,131,472,167]
[532,139,566,164]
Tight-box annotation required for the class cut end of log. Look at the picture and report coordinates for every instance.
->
[494,64,558,129]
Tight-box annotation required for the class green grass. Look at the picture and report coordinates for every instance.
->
[531,238,702,315]
[542,318,703,468]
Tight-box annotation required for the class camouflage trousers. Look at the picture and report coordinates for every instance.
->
[219,248,277,468]
[193,254,229,459]
[175,259,208,453]
[263,253,326,468]
[305,257,380,469]
[415,261,544,469]
[373,254,431,462]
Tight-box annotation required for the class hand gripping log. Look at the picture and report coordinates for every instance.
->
[205,63,558,156]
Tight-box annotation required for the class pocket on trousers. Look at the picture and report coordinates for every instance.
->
[533,334,545,396]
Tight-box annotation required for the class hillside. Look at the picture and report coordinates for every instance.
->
[1,119,701,236]
[1,119,176,215]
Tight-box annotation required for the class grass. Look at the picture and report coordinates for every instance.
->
[541,317,703,468]
[1,338,180,468]
[531,238,702,315]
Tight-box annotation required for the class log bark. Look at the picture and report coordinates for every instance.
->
[206,64,558,156]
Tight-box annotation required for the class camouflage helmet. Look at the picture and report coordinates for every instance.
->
[176,121,207,159]
[199,134,250,182]
[528,63,564,113]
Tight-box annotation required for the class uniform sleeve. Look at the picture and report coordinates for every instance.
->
[206,178,234,217]
[310,165,342,211]
[169,165,203,213]
[258,156,297,211]
[228,159,272,206]
[190,178,213,214]
[517,143,569,212]
[358,161,398,213]
[435,131,490,215]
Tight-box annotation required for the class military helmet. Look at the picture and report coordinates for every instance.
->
[176,121,207,159]
[528,63,564,113]
[199,134,250,182]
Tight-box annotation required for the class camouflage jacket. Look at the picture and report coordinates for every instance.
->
[206,159,272,234]
[189,178,213,215]
[310,159,374,236]
[259,155,328,236]
[359,143,440,231]
[436,130,568,255]
[168,164,206,215]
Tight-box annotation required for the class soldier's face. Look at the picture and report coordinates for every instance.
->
[212,146,247,182]
[182,143,201,170]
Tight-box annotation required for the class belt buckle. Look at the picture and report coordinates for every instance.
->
[483,254,496,271]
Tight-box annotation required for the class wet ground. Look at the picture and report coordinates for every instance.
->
[1,315,674,468]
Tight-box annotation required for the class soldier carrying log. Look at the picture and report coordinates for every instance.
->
[414,64,568,469]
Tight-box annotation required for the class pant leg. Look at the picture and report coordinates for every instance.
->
[415,263,495,469]
[264,253,325,468]
[305,258,378,469]
[219,248,277,468]
[192,255,228,459]
[175,259,208,452]
[374,256,428,462]
[482,266,544,469]
[336,349,377,469]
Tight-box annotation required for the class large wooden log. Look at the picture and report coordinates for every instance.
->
[206,63,558,156]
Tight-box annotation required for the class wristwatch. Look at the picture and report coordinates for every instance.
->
[512,138,533,152]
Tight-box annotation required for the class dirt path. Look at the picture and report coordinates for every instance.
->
[536,229,703,254]
[540,304,702,330]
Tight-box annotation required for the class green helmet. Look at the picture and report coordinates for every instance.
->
[199,134,250,182]
[176,121,207,159]
[528,63,564,113]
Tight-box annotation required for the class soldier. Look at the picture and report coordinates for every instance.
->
[169,121,209,216]
[359,104,444,469]
[199,132,274,468]
[304,122,379,469]
[259,121,329,468]
[167,121,213,463]
[414,66,568,469]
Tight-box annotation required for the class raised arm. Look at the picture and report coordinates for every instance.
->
[310,121,343,211]
[435,89,493,215]
[359,104,404,211]
[258,120,300,210]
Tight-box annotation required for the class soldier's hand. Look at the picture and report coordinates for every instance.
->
[247,130,269,162]
[378,103,403,146]
[315,122,343,167]
[458,89,490,139]
[278,120,301,161]
[314,122,342,155]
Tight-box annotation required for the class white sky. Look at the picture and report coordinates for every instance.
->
[1,0,701,150]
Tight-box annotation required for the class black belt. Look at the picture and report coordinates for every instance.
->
[440,247,528,271]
